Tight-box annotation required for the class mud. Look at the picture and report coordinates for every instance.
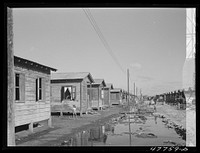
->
[15,104,186,146]
[58,107,186,146]
[16,106,124,146]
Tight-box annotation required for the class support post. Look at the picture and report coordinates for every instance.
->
[136,87,137,97]
[80,82,82,116]
[127,69,130,111]
[48,116,52,127]
[98,87,100,110]
[29,122,34,133]
[7,7,15,146]
[134,83,135,103]
[90,83,92,109]
[108,88,110,107]
[102,87,104,107]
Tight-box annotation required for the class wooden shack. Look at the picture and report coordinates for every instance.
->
[14,56,57,133]
[50,72,94,115]
[87,79,106,110]
[110,88,122,105]
[103,83,114,107]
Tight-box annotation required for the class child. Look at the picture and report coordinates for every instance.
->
[72,105,77,119]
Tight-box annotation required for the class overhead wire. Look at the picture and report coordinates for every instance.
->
[83,8,126,74]
[83,8,138,93]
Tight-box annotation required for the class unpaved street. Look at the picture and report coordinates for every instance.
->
[15,102,189,146]
[16,105,125,146]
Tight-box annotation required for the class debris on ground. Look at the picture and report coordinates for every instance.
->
[61,139,73,146]
[163,140,184,146]
[87,110,101,115]
[123,132,137,135]
[135,132,157,138]
[152,111,186,141]
[110,133,123,136]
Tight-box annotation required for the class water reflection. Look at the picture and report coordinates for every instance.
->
[62,124,113,146]
[154,116,158,124]
[61,113,186,146]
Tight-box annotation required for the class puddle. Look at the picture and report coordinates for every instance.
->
[60,111,186,146]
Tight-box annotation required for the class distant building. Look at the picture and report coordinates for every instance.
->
[103,83,114,107]
[87,79,106,110]
[110,88,122,105]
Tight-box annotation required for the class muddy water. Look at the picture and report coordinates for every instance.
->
[60,112,186,146]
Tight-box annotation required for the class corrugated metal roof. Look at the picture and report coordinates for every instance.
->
[51,72,94,82]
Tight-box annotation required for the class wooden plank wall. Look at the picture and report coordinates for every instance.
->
[81,79,89,113]
[89,86,105,109]
[99,85,104,107]
[14,66,51,127]
[50,81,90,113]
[103,88,110,106]
[110,92,122,105]
[89,87,99,108]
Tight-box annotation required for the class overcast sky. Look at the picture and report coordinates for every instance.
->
[13,8,186,96]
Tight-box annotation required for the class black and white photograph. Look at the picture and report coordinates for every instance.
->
[6,5,196,149]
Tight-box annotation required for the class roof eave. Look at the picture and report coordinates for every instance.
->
[88,73,95,83]
[14,56,57,72]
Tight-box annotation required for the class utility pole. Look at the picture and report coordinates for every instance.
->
[127,69,131,146]
[136,87,138,97]
[127,69,129,110]
[7,7,15,146]
[134,82,135,103]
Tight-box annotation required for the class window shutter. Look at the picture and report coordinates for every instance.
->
[36,78,38,101]
[72,86,76,100]
[20,73,25,102]
[42,78,46,101]
[74,86,76,100]
[101,89,104,99]
[15,73,20,101]
[61,86,64,102]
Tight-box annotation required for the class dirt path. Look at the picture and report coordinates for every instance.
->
[155,103,186,129]
[16,105,125,146]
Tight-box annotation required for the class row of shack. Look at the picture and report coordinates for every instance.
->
[13,56,124,133]
[149,88,195,110]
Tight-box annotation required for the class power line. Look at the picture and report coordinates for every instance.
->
[84,9,126,74]
[83,8,126,74]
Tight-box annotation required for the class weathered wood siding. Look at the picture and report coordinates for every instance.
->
[87,87,92,109]
[50,79,90,114]
[88,85,104,109]
[100,86,104,107]
[81,78,90,113]
[110,92,122,105]
[14,66,51,127]
[103,88,110,106]
[50,82,80,104]
[89,87,98,108]
[91,88,99,100]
